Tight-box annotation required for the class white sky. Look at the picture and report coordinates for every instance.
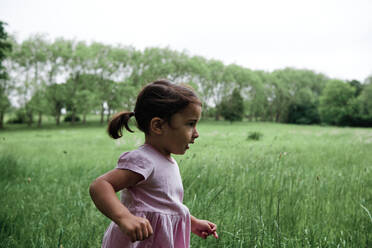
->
[1,0,372,82]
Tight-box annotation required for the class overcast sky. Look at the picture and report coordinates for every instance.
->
[1,0,371,82]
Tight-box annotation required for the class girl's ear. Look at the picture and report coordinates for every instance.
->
[149,117,165,135]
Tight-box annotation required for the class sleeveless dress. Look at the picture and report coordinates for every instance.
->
[102,144,191,248]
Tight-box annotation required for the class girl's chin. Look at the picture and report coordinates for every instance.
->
[171,149,186,155]
[181,148,188,154]
[171,145,189,155]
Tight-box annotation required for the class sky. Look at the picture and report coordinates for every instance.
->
[1,0,372,82]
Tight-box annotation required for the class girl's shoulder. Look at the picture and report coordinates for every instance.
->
[118,145,153,165]
[117,145,155,180]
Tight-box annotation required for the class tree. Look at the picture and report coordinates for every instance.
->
[90,42,123,123]
[353,79,372,126]
[0,21,12,128]
[218,88,244,122]
[0,21,11,79]
[287,88,320,124]
[27,89,48,127]
[359,83,372,116]
[74,74,101,124]
[269,68,328,123]
[348,79,363,96]
[319,80,355,126]
[104,80,135,121]
[183,55,210,108]
[5,33,369,128]
[62,41,91,124]
[45,83,66,125]
[10,34,49,126]
[64,74,81,125]
[223,64,255,118]
[0,87,10,128]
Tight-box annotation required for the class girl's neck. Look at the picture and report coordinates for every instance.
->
[144,137,172,160]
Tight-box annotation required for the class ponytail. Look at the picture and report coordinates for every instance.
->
[107,111,135,139]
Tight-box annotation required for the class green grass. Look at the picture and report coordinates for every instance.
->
[0,121,371,247]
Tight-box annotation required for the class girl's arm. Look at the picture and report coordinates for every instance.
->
[190,215,218,239]
[89,169,153,242]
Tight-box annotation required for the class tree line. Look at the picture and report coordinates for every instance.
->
[1,28,372,128]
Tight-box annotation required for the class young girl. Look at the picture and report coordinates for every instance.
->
[90,80,218,248]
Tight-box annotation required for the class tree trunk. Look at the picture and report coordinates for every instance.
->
[267,104,273,122]
[83,113,86,124]
[56,113,60,126]
[275,111,281,123]
[106,107,111,122]
[71,110,76,125]
[100,103,105,124]
[215,107,220,121]
[0,111,4,129]
[26,112,33,127]
[37,112,42,127]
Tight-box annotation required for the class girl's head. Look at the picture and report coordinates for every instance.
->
[108,79,202,139]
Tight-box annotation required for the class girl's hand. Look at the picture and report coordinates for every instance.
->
[191,218,218,239]
[118,214,153,242]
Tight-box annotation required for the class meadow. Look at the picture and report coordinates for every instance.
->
[0,121,371,247]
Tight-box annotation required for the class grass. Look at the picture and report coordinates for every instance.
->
[0,121,371,247]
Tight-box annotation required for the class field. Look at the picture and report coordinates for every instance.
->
[0,121,371,247]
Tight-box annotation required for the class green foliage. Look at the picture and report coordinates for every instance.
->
[0,20,11,80]
[6,108,30,124]
[64,113,81,122]
[317,78,372,127]
[319,80,355,125]
[348,79,363,96]
[350,81,372,126]
[0,91,10,108]
[288,88,320,124]
[358,81,372,117]
[269,68,327,123]
[202,106,217,119]
[246,131,263,141]
[64,73,101,124]
[218,88,244,122]
[45,83,66,125]
[2,34,372,128]
[287,103,320,124]
[0,21,12,128]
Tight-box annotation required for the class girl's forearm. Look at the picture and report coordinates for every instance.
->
[190,215,198,226]
[89,178,132,224]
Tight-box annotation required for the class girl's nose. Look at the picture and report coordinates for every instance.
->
[193,128,199,139]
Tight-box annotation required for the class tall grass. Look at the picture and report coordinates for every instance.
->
[0,121,371,247]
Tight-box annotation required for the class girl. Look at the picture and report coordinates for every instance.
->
[90,80,218,248]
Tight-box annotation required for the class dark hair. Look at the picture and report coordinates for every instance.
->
[108,79,201,139]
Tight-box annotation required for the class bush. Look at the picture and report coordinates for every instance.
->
[247,131,263,141]
[6,110,27,124]
[218,88,244,122]
[287,103,320,125]
[64,114,81,122]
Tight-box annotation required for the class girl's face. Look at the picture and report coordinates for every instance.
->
[161,103,202,156]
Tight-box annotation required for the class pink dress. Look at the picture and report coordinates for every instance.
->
[102,144,191,248]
